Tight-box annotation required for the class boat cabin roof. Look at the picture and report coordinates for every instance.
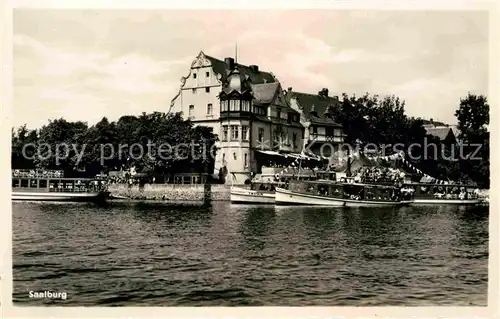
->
[13,177,100,181]
[405,182,478,188]
[290,180,398,189]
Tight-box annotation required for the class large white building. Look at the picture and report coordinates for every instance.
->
[170,51,345,184]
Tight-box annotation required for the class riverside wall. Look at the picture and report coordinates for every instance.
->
[107,184,231,202]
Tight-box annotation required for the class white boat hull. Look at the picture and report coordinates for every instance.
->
[275,188,401,207]
[12,191,107,202]
[410,198,482,205]
[275,188,344,206]
[230,187,275,204]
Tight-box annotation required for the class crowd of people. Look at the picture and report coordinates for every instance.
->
[12,169,64,178]
[352,166,405,184]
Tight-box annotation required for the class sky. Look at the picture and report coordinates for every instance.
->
[13,9,489,129]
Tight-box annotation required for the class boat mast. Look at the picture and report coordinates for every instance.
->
[297,156,303,180]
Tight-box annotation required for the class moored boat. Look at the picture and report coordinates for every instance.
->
[230,185,277,204]
[12,170,109,202]
[276,177,402,207]
[230,166,320,204]
[403,182,483,206]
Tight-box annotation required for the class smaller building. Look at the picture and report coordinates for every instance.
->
[423,123,457,145]
[286,88,345,159]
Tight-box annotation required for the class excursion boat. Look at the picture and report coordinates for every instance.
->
[230,182,280,204]
[230,166,322,204]
[12,170,110,202]
[275,177,402,207]
[402,182,483,206]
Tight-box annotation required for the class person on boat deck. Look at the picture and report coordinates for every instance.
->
[459,190,466,200]
[354,172,362,182]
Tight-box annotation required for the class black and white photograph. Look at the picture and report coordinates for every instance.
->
[2,1,498,317]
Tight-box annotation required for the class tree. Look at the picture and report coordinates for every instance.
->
[33,118,88,176]
[455,93,489,188]
[11,112,218,179]
[11,124,38,169]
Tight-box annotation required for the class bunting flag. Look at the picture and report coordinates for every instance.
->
[371,150,405,162]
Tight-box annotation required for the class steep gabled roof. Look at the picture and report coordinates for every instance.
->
[251,82,280,105]
[286,91,342,127]
[205,55,276,84]
[250,83,299,115]
[424,127,455,141]
[422,119,448,127]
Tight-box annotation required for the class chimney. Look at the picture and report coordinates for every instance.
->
[318,88,329,97]
[225,57,235,70]
[249,65,259,73]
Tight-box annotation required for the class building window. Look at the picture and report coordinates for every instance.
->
[242,100,250,112]
[230,100,240,111]
[254,106,265,116]
[205,87,210,93]
[258,127,265,142]
[231,125,239,140]
[277,110,281,119]
[193,73,197,79]
[206,71,210,77]
[207,103,213,115]
[242,125,249,141]
[222,125,229,141]
[221,100,228,112]
[293,132,297,148]
[312,126,318,134]
[189,105,194,118]
[192,88,197,94]
[222,153,226,164]
[244,153,248,167]
[233,152,237,160]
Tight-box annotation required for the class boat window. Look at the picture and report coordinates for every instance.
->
[63,181,73,189]
[330,186,342,197]
[317,185,329,196]
[21,179,29,187]
[39,179,47,188]
[12,179,20,188]
[307,184,317,194]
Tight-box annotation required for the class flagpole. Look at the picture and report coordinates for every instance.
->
[297,156,303,181]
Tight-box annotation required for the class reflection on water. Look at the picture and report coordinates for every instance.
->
[13,201,488,306]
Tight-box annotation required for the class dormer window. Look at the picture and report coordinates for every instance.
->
[193,73,197,79]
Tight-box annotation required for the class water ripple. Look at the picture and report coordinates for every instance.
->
[12,201,488,306]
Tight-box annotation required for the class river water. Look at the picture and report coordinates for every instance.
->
[12,201,488,306]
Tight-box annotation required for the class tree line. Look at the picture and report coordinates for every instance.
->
[11,112,218,180]
[328,92,489,188]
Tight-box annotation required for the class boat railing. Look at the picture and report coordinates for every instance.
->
[12,169,64,178]
[48,187,105,193]
[361,177,398,186]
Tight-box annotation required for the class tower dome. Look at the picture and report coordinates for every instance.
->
[223,66,251,94]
